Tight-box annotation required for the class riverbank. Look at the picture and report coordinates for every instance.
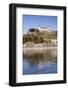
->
[23,47,57,50]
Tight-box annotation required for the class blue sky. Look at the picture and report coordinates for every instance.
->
[23,15,57,34]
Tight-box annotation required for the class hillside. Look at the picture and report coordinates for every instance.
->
[23,28,57,44]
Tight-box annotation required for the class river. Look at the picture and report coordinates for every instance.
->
[23,48,57,75]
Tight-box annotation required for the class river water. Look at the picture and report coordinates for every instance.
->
[23,48,57,75]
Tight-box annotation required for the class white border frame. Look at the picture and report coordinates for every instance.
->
[16,7,64,83]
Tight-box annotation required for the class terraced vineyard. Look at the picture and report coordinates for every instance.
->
[23,30,57,44]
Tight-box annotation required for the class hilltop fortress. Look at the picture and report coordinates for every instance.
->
[28,26,51,34]
[23,26,57,47]
[39,27,50,32]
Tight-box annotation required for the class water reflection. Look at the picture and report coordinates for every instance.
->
[23,48,57,75]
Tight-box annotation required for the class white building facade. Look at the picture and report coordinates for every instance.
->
[39,27,50,32]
